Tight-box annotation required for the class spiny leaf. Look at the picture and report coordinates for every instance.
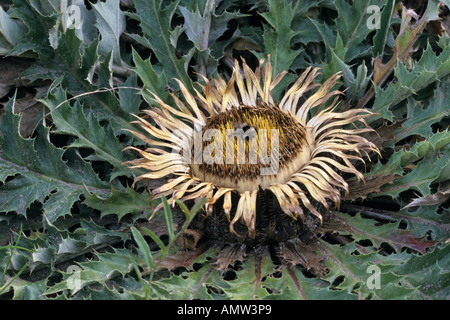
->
[131,48,169,102]
[0,98,109,225]
[215,243,246,272]
[340,213,437,254]
[392,244,450,299]
[372,0,395,57]
[84,186,152,221]
[264,264,355,300]
[178,0,246,76]
[8,4,142,135]
[393,79,450,142]
[91,0,126,65]
[403,182,450,209]
[361,119,406,151]
[9,277,48,300]
[398,205,450,241]
[379,147,449,198]
[44,248,136,297]
[75,281,140,300]
[324,37,372,102]
[0,6,27,55]
[370,40,450,121]
[346,173,397,202]
[256,0,300,76]
[132,0,192,88]
[150,265,214,299]
[41,88,133,181]
[2,0,449,301]
[57,238,87,255]
[315,240,416,299]
[332,0,385,62]
[1,219,126,274]
[6,0,58,57]
[367,130,450,193]
[216,252,275,300]
[352,129,449,201]
[373,6,428,87]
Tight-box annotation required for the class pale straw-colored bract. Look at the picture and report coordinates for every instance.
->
[126,57,380,238]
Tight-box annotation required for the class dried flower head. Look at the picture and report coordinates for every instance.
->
[126,57,379,242]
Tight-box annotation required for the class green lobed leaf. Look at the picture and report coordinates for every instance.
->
[392,244,450,299]
[132,0,192,88]
[368,130,450,180]
[91,0,126,65]
[0,97,109,224]
[380,150,449,198]
[337,213,437,254]
[257,0,301,76]
[7,0,58,57]
[372,41,450,121]
[398,205,450,242]
[2,0,449,301]
[131,48,169,102]
[313,240,416,299]
[9,1,143,136]
[332,0,381,61]
[215,252,276,300]
[265,266,357,300]
[375,133,450,199]
[0,6,27,55]
[10,278,48,300]
[84,186,152,221]
[41,88,133,181]
[178,0,246,77]
[372,0,395,57]
[1,219,127,275]
[393,79,450,142]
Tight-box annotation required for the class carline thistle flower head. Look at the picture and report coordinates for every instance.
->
[126,57,380,242]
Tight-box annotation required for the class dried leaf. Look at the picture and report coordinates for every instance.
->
[280,238,327,276]
[373,5,427,84]
[0,57,32,98]
[215,244,246,272]
[403,181,450,209]
[346,173,398,201]
[358,5,429,109]
[157,251,196,271]
[157,241,211,271]
[12,85,50,138]
[384,231,437,254]
[175,229,203,251]
[336,212,438,254]
[13,92,44,138]
[361,120,406,150]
